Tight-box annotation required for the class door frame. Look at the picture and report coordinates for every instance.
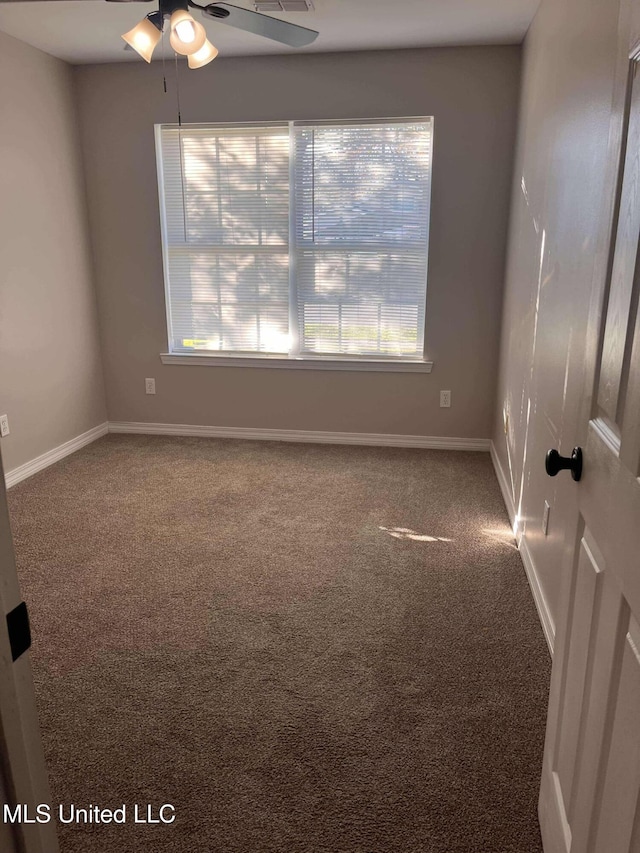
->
[0,447,58,853]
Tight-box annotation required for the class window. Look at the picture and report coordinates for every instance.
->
[155,118,433,365]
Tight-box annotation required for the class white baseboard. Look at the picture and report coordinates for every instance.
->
[107,421,491,451]
[490,440,517,529]
[0,422,490,490]
[490,440,554,656]
[519,535,556,656]
[4,422,109,489]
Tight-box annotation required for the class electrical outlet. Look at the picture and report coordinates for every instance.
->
[0,414,9,437]
[440,390,451,408]
[145,378,156,395]
[542,500,550,536]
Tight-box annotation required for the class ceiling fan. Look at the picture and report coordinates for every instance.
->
[1,0,319,68]
[120,0,319,67]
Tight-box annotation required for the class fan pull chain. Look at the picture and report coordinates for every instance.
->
[176,58,187,241]
[174,52,182,126]
[162,25,167,93]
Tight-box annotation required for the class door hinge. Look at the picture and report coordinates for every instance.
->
[6,602,31,662]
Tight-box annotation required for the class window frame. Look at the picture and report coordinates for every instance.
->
[155,118,434,372]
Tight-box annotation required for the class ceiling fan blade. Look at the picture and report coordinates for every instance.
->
[198,2,318,47]
[0,0,151,3]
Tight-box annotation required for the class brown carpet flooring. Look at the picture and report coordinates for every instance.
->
[8,435,550,853]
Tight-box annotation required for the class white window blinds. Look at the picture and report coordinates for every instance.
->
[157,124,290,353]
[156,118,433,361]
[292,120,432,357]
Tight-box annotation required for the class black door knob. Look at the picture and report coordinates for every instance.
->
[545,447,583,482]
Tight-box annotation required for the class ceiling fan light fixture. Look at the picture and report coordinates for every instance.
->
[169,10,207,56]
[187,39,219,69]
[121,16,162,63]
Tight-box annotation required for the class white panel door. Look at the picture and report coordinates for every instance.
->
[0,448,58,853]
[539,15,640,852]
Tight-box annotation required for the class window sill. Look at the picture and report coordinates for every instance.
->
[159,353,433,373]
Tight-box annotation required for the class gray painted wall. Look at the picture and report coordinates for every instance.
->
[75,46,520,438]
[493,0,624,626]
[0,31,107,474]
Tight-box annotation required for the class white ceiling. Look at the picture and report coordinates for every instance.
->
[0,0,540,65]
